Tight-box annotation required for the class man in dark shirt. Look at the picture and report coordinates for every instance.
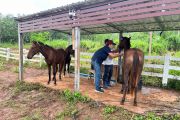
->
[91,40,123,93]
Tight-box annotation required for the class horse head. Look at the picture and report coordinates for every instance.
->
[27,41,41,59]
[118,36,131,51]
[66,45,75,57]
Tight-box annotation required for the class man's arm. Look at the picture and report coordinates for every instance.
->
[108,52,123,58]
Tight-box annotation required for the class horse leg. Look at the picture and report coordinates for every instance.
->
[121,69,129,105]
[59,63,63,80]
[134,86,138,106]
[67,62,70,77]
[47,65,51,84]
[52,64,57,85]
[63,63,66,77]
[120,66,124,94]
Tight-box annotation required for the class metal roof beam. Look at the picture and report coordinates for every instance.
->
[106,23,125,32]
[81,28,97,34]
[154,17,165,30]
[52,29,71,35]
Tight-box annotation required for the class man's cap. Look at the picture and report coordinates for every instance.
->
[104,39,109,44]
[107,40,116,45]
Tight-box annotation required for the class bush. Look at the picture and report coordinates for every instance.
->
[167,80,180,91]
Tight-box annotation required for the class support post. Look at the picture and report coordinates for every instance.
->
[18,23,23,81]
[68,34,72,45]
[6,48,10,61]
[162,54,170,85]
[117,32,123,83]
[148,32,152,58]
[73,27,80,91]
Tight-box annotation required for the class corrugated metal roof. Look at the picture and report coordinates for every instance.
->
[16,0,127,21]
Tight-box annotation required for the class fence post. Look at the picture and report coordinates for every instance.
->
[162,54,170,86]
[39,54,43,67]
[6,48,10,61]
[23,49,26,64]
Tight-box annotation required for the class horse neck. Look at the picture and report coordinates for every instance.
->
[39,45,50,59]
[124,46,130,52]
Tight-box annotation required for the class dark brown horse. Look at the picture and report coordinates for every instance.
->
[27,41,66,85]
[118,36,144,106]
[64,45,74,76]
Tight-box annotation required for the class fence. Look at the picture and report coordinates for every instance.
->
[0,47,180,85]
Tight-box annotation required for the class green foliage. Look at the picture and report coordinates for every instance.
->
[167,79,180,91]
[142,76,162,87]
[61,89,90,103]
[134,112,180,120]
[103,105,117,114]
[21,113,43,120]
[131,40,149,54]
[30,32,50,43]
[0,14,18,43]
[56,104,78,120]
[0,60,5,71]
[151,42,167,55]
[11,66,19,73]
[14,81,45,93]
[45,39,68,49]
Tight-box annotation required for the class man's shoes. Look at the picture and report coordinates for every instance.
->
[95,88,104,93]
[103,86,108,89]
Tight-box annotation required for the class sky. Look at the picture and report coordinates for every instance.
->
[0,0,84,16]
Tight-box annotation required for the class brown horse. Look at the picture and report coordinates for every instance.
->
[118,36,144,106]
[27,41,66,85]
[64,45,74,76]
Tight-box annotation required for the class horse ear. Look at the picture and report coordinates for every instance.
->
[129,37,131,40]
[120,37,123,41]
[32,41,36,44]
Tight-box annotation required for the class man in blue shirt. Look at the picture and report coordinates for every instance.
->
[91,40,123,93]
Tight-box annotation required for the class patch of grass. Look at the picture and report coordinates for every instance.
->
[56,104,78,120]
[21,112,43,120]
[103,105,117,114]
[142,76,162,87]
[0,61,5,71]
[133,112,180,120]
[167,79,180,91]
[14,81,45,94]
[60,89,90,104]
[11,66,19,73]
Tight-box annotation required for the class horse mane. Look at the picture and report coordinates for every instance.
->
[65,45,72,52]
[123,37,131,49]
[34,41,55,50]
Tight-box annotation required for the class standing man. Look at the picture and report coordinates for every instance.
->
[91,40,123,93]
[102,40,116,89]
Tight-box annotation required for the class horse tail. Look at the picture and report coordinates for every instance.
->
[131,50,139,96]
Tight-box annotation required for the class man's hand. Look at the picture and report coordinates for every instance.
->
[119,52,124,56]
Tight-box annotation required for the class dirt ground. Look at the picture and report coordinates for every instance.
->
[25,73,180,114]
[0,66,180,120]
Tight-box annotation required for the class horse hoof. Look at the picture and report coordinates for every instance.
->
[120,101,124,105]
[54,83,57,86]
[134,102,137,106]
[120,90,123,94]
[47,82,50,85]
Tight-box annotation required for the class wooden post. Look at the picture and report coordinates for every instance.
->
[117,32,123,83]
[39,54,43,67]
[148,32,152,58]
[73,27,80,91]
[72,29,75,50]
[162,54,170,85]
[68,34,71,46]
[6,48,10,61]
[18,23,23,81]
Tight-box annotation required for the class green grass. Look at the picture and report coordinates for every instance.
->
[60,89,90,104]
[134,112,180,120]
[14,81,46,94]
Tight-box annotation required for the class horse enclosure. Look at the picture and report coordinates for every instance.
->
[0,47,180,85]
